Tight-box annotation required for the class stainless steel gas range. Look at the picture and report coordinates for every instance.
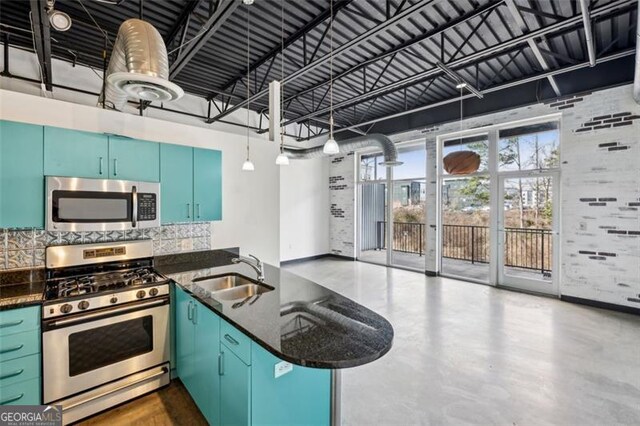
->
[42,240,170,425]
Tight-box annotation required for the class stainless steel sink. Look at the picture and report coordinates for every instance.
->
[192,274,274,301]
[193,274,255,293]
[212,283,272,301]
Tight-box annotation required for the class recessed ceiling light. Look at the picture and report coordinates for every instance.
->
[455,82,467,89]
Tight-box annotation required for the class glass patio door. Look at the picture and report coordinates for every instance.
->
[497,173,559,294]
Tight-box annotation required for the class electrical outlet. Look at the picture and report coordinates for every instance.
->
[274,361,293,378]
[181,239,193,251]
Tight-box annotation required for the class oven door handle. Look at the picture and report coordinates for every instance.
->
[45,297,168,329]
[132,185,138,228]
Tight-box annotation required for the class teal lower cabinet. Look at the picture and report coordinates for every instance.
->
[220,343,251,426]
[0,306,42,406]
[251,345,331,426]
[174,288,331,426]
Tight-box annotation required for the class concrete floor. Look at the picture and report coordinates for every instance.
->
[284,258,640,426]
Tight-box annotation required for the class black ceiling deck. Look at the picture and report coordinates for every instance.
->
[0,0,637,140]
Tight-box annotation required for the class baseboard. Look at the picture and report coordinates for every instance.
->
[561,295,640,316]
[281,253,357,265]
[280,254,332,266]
[425,270,437,277]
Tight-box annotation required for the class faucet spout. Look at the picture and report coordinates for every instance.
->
[232,254,265,282]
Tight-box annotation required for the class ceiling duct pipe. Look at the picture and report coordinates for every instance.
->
[99,19,183,110]
[284,134,403,166]
[634,1,640,104]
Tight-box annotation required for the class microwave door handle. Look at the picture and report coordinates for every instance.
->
[132,185,138,228]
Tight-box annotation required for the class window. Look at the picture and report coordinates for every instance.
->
[359,153,386,181]
[498,122,559,171]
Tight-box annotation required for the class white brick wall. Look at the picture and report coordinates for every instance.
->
[330,84,640,308]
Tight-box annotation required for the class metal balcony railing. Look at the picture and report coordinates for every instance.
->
[375,222,552,273]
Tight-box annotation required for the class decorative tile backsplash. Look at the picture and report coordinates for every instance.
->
[0,222,212,271]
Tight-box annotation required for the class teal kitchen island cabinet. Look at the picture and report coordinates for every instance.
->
[0,121,45,229]
[175,286,221,425]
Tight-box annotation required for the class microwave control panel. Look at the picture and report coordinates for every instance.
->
[137,193,157,221]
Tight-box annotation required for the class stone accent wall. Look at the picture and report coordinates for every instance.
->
[331,84,640,308]
[0,222,212,270]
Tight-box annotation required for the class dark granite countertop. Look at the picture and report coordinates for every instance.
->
[0,268,46,311]
[155,250,394,369]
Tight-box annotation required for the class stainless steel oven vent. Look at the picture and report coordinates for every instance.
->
[99,19,183,110]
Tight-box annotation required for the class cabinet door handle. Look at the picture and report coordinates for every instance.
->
[0,319,23,329]
[0,344,24,354]
[187,301,193,321]
[187,203,191,219]
[0,393,24,405]
[218,352,224,376]
[99,157,104,175]
[0,369,24,381]
[196,203,200,219]
[192,303,197,325]
[224,334,240,346]
[113,158,118,176]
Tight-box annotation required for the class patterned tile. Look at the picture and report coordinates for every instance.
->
[152,240,162,255]
[7,229,34,250]
[145,227,161,241]
[192,237,210,251]
[0,230,6,257]
[104,231,125,242]
[159,239,177,254]
[160,225,176,240]
[34,249,45,267]
[126,229,145,241]
[7,249,34,269]
[34,230,59,247]
[83,231,105,244]
[58,232,83,245]
[176,224,192,239]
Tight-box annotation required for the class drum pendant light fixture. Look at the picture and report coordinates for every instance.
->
[322,0,339,155]
[275,0,289,166]
[242,2,255,172]
[442,87,480,175]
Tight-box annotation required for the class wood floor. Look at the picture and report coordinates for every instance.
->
[79,380,206,426]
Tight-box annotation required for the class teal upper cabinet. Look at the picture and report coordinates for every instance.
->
[44,126,109,178]
[0,121,45,229]
[251,343,331,426]
[108,136,159,182]
[160,144,193,223]
[193,148,222,221]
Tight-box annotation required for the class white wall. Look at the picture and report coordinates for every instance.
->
[0,89,282,265]
[279,157,330,262]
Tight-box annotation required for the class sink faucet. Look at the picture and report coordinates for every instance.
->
[232,254,265,282]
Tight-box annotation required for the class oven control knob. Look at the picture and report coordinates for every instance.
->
[78,300,90,310]
[149,288,159,297]
[60,304,73,314]
[136,290,146,299]
[110,297,118,304]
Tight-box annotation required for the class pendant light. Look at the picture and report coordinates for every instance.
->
[442,86,480,175]
[322,0,339,155]
[242,2,255,172]
[275,0,289,166]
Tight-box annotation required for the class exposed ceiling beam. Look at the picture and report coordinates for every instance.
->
[307,49,634,140]
[206,0,437,124]
[169,0,240,79]
[213,0,355,99]
[436,62,483,98]
[164,0,202,48]
[284,0,504,105]
[280,0,634,126]
[29,0,52,91]
[504,0,562,96]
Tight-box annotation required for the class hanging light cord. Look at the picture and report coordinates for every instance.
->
[280,0,285,152]
[329,0,334,139]
[246,4,251,161]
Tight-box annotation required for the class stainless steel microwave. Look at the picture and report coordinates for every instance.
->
[46,177,160,231]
